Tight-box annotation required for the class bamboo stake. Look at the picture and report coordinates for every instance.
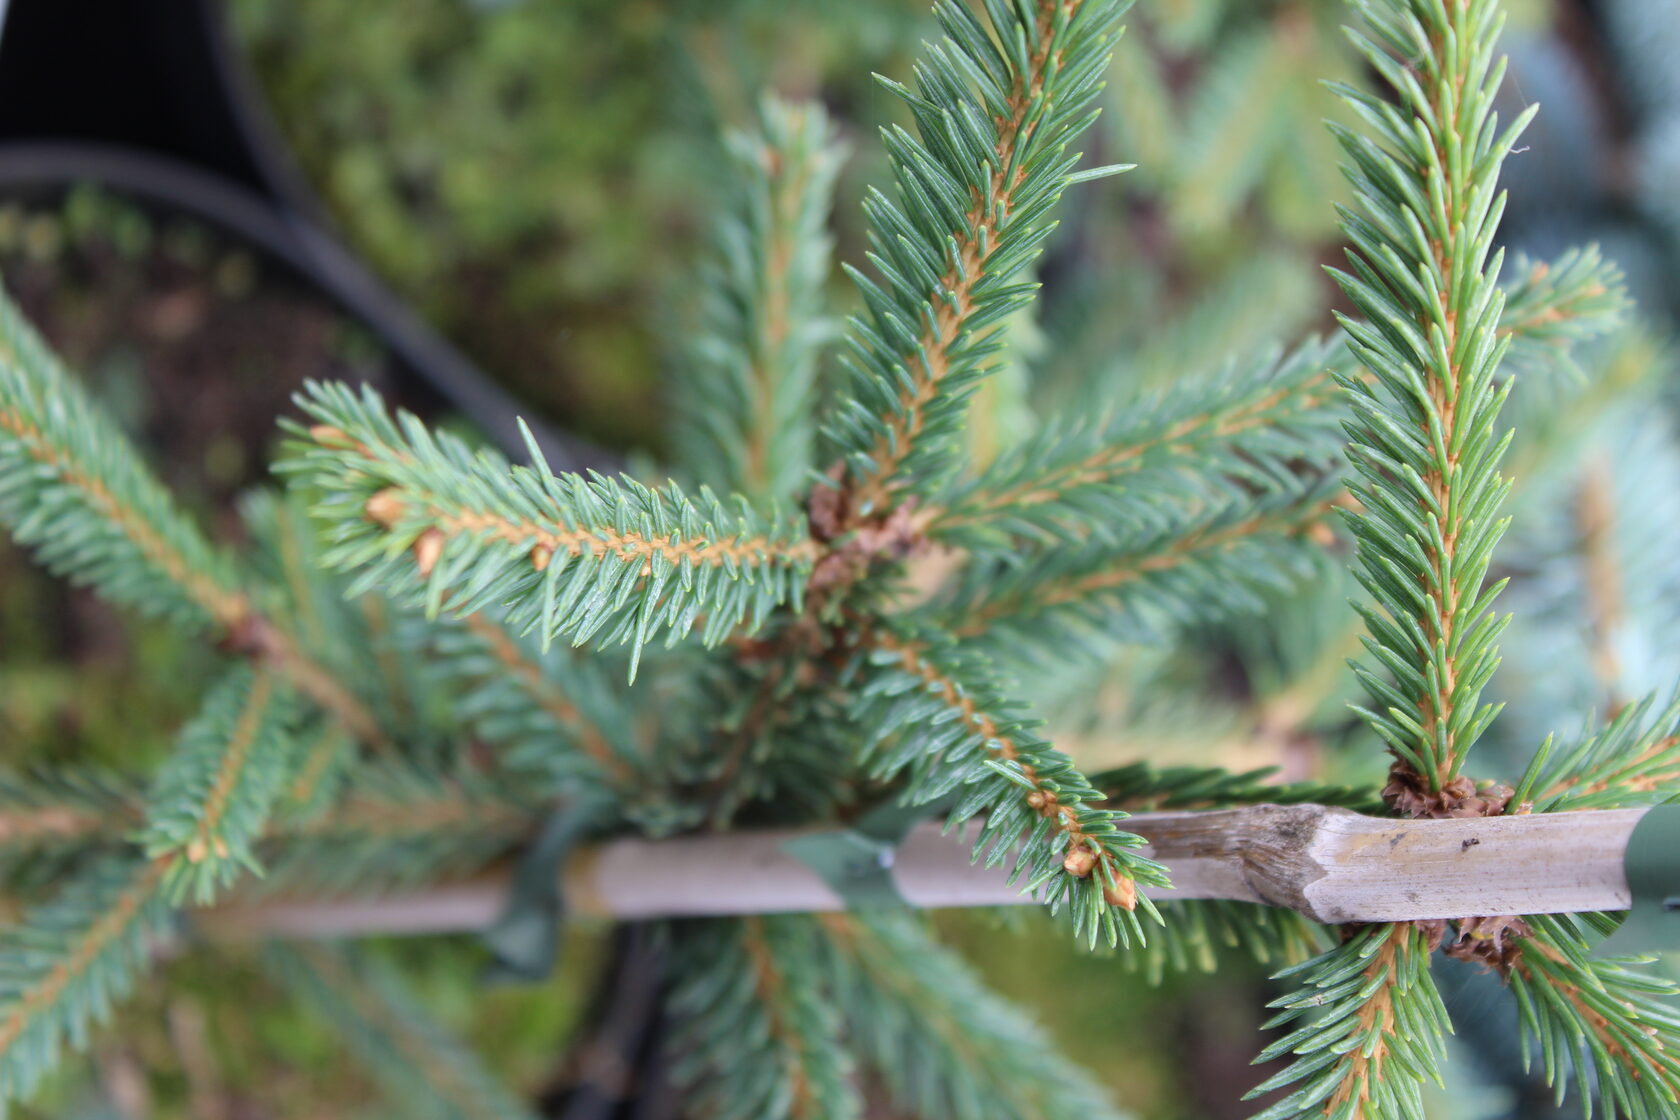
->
[197,804,1646,938]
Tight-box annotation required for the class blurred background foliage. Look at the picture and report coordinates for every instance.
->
[229,0,931,451]
[1,0,1678,1116]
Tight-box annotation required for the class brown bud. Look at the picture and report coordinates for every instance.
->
[1416,918,1451,954]
[1478,782,1516,816]
[1025,791,1046,810]
[806,461,848,542]
[414,529,446,577]
[1062,847,1097,878]
[363,488,406,527]
[309,425,352,448]
[219,610,277,659]
[531,544,554,572]
[1441,775,1476,801]
[1443,914,1532,972]
[186,838,208,864]
[1102,876,1137,911]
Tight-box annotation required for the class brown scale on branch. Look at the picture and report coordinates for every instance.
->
[1383,767,1515,821]
[806,464,929,597]
[1443,914,1533,972]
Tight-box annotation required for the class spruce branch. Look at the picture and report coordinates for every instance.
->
[1575,456,1633,713]
[1122,901,1328,986]
[1329,0,1533,793]
[941,491,1337,655]
[675,651,858,829]
[1502,327,1666,498]
[0,290,246,633]
[139,667,299,906]
[1169,12,1310,236]
[1509,915,1680,1118]
[823,0,1131,517]
[1497,386,1680,735]
[854,624,1166,947]
[0,294,386,751]
[814,910,1126,1120]
[421,609,644,795]
[283,381,816,674]
[0,768,141,891]
[1091,762,1381,814]
[242,490,359,681]
[927,338,1351,550]
[1500,399,1680,758]
[254,761,538,897]
[674,96,843,506]
[920,239,1615,557]
[1498,246,1631,374]
[283,723,355,819]
[1247,923,1448,1120]
[239,490,408,743]
[1513,691,1680,812]
[0,1,1661,1111]
[667,916,860,1120]
[265,942,539,1120]
[256,626,390,751]
[0,858,171,1110]
[0,760,536,905]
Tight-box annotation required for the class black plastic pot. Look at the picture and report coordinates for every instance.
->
[0,0,601,470]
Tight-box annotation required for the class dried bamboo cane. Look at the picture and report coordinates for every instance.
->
[197,804,1646,939]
